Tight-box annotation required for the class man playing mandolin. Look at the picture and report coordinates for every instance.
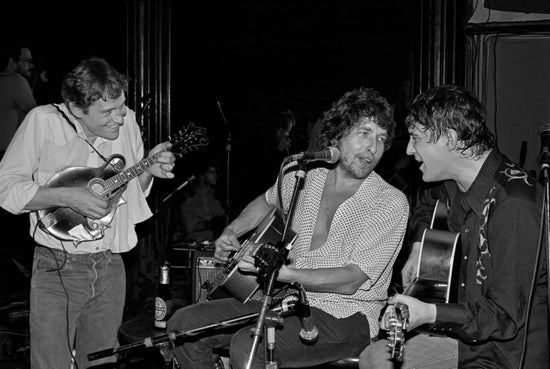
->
[360,85,549,368]
[0,57,176,369]
[167,87,409,368]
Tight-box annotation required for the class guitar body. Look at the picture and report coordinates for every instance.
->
[207,207,297,303]
[404,199,460,304]
[381,200,460,359]
[207,242,265,303]
[37,155,127,243]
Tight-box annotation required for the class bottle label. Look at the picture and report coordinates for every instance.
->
[155,297,167,321]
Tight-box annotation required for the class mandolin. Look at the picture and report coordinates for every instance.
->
[386,302,409,361]
[37,123,208,244]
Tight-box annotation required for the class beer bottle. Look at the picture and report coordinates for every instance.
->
[154,262,173,330]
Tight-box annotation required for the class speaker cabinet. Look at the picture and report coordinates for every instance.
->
[192,251,224,303]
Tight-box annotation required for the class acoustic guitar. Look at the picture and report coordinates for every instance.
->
[386,199,460,360]
[404,199,460,304]
[207,207,297,303]
[37,123,208,244]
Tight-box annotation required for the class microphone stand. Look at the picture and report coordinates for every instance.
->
[225,130,232,226]
[245,160,307,369]
[87,299,298,363]
[136,94,153,147]
[542,163,550,306]
[217,101,232,226]
[154,175,195,215]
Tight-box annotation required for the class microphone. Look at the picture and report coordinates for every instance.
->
[137,94,153,125]
[539,123,550,168]
[155,175,196,213]
[296,285,319,344]
[284,147,340,164]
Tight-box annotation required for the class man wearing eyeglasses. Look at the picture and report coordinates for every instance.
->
[0,45,37,155]
[15,46,35,81]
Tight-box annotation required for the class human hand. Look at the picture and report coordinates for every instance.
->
[387,294,436,330]
[214,228,240,263]
[237,257,257,274]
[147,141,176,179]
[65,187,113,219]
[401,242,421,288]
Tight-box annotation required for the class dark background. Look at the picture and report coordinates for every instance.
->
[168,1,416,211]
[0,4,419,367]
[3,1,415,213]
[0,1,416,286]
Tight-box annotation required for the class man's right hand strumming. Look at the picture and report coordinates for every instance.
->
[214,228,241,263]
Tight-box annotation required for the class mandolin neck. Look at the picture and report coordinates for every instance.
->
[103,152,161,194]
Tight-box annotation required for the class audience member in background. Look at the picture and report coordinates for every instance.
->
[14,46,34,81]
[0,56,175,369]
[0,45,37,155]
[180,161,226,242]
[32,63,58,105]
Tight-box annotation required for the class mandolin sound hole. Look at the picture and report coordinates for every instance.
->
[109,157,125,172]
[88,179,106,196]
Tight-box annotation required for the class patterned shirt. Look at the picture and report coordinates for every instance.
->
[0,103,153,254]
[410,149,549,368]
[265,166,409,338]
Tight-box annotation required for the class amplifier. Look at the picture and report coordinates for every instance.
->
[192,252,225,303]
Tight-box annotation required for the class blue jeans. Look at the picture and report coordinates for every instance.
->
[359,333,458,369]
[30,246,126,369]
[167,297,371,369]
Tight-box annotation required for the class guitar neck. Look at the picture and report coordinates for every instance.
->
[103,152,161,194]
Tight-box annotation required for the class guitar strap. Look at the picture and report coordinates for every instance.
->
[51,104,109,164]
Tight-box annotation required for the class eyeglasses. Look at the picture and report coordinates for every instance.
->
[19,58,33,64]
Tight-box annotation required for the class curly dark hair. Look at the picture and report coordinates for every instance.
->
[61,57,127,113]
[405,85,495,157]
[317,87,395,150]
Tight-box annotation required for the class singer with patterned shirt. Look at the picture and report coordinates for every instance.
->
[167,87,409,369]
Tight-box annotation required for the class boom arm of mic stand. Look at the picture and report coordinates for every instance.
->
[154,175,195,214]
[88,305,297,362]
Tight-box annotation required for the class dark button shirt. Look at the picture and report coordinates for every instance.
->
[410,149,549,369]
